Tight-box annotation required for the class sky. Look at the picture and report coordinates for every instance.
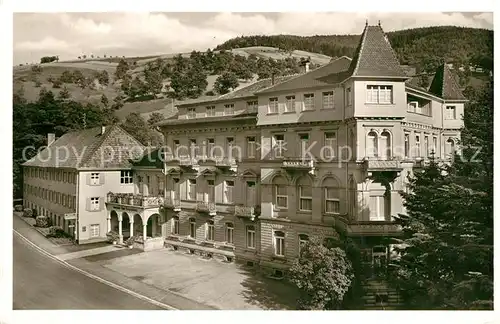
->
[13,12,493,65]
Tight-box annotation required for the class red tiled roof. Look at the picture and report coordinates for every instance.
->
[256,56,352,94]
[428,64,467,100]
[347,25,407,78]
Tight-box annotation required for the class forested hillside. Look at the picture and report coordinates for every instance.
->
[215,26,493,74]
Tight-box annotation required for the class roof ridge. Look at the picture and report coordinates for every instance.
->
[78,125,116,168]
[351,25,369,76]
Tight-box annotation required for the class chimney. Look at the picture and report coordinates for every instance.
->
[300,58,311,73]
[47,133,55,146]
[101,126,106,135]
[271,73,275,85]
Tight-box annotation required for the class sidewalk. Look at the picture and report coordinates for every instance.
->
[13,213,217,310]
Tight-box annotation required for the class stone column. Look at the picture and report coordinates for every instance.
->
[143,224,147,240]
[118,218,123,244]
[130,219,134,237]
[107,216,111,233]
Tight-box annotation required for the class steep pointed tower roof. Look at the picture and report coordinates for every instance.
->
[428,64,467,100]
[347,23,407,78]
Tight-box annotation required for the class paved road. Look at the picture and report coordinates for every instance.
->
[13,232,163,310]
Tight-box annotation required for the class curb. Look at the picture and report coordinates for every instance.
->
[13,229,178,310]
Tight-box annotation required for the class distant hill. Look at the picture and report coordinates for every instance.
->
[215,26,493,73]
[13,26,492,120]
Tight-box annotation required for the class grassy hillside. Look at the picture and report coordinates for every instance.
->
[13,26,492,121]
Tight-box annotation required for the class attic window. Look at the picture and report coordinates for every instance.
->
[187,108,196,119]
[366,85,393,104]
[224,104,234,116]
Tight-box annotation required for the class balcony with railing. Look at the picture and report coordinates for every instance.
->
[281,157,315,171]
[196,201,216,216]
[107,193,164,209]
[164,153,198,167]
[164,195,182,212]
[234,205,258,221]
[362,157,403,172]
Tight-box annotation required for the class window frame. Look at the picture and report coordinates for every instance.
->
[90,197,100,211]
[89,224,100,238]
[172,216,180,235]
[299,185,313,212]
[322,91,334,109]
[274,231,285,257]
[445,106,457,120]
[366,85,393,104]
[206,220,215,241]
[246,225,256,249]
[224,103,235,116]
[187,178,197,201]
[90,172,100,185]
[268,97,279,114]
[324,187,340,215]
[303,93,315,111]
[189,218,196,238]
[324,132,337,159]
[187,107,196,119]
[225,223,234,244]
[224,180,234,204]
[275,184,288,209]
[246,136,256,158]
[205,105,215,117]
[120,170,133,184]
[298,234,309,255]
[285,95,295,113]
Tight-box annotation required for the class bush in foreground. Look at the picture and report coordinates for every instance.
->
[35,216,51,228]
[47,226,70,238]
[23,208,33,218]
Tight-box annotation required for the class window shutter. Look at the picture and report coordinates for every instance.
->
[86,198,91,211]
[86,173,91,185]
[99,173,105,185]
[99,197,104,211]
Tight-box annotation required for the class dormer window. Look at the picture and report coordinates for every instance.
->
[366,85,393,104]
[407,101,418,113]
[224,104,234,116]
[206,106,215,117]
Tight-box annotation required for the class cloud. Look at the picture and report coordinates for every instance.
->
[13,12,493,64]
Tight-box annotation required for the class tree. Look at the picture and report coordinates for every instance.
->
[115,59,129,80]
[96,70,109,86]
[121,112,153,146]
[144,66,164,97]
[147,112,165,127]
[58,86,71,100]
[101,94,109,108]
[392,83,493,310]
[111,94,124,110]
[60,70,74,83]
[288,236,354,310]
[51,79,62,89]
[213,72,239,95]
[40,56,58,64]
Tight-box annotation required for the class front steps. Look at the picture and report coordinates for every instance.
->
[362,279,403,310]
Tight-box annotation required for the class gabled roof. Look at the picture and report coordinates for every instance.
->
[428,64,467,100]
[23,125,145,169]
[347,24,407,78]
[256,56,352,94]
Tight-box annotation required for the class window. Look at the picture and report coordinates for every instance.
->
[322,91,334,109]
[226,137,234,159]
[367,131,378,158]
[206,220,215,241]
[268,97,278,114]
[247,136,256,158]
[273,134,285,158]
[285,95,295,113]
[445,106,456,120]
[207,180,215,202]
[303,93,315,111]
[189,218,196,238]
[90,173,100,185]
[274,176,288,209]
[366,85,393,104]
[206,105,215,117]
[89,224,100,238]
[187,179,196,201]
[224,180,234,204]
[298,234,309,255]
[173,140,180,156]
[90,197,100,211]
[120,171,133,184]
[190,139,198,157]
[274,231,285,256]
[187,107,196,119]
[63,172,67,182]
[407,101,418,113]
[369,195,388,221]
[324,132,337,159]
[226,223,234,244]
[424,136,429,157]
[346,87,352,106]
[432,136,438,156]
[445,138,455,157]
[379,131,391,160]
[299,133,309,158]
[404,133,410,158]
[323,177,340,214]
[415,135,421,157]
[349,179,357,219]
[246,181,256,206]
[224,104,234,116]
[207,138,215,158]
[298,177,312,211]
[246,226,256,249]
[172,216,179,235]
[246,100,258,113]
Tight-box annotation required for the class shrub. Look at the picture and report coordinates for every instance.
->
[35,216,51,228]
[14,205,23,212]
[23,208,33,218]
[106,231,119,243]
[52,79,62,89]
[47,226,68,238]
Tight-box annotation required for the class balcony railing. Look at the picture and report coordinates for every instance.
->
[362,158,402,171]
[164,154,198,166]
[234,205,255,220]
[347,221,402,236]
[107,193,164,208]
[282,157,314,170]
[196,201,216,216]
[164,195,181,211]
